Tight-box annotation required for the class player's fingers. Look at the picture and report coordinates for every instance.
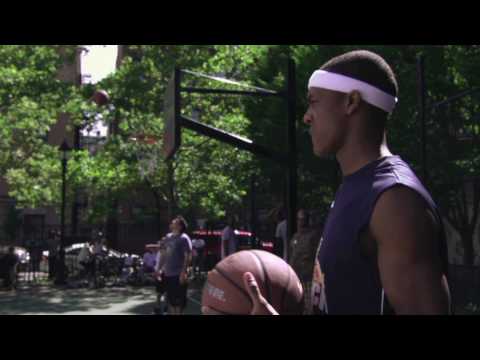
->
[243,272,263,303]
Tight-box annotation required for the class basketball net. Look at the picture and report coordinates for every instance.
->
[131,134,161,179]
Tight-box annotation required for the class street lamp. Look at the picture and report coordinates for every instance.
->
[55,140,72,286]
[90,90,119,250]
[72,89,111,240]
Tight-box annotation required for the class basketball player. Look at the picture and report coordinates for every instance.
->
[244,50,451,315]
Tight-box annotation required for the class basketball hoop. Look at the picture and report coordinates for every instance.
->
[131,134,161,179]
[131,134,158,145]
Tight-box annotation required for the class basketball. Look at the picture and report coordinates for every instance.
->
[201,250,304,315]
[92,90,110,106]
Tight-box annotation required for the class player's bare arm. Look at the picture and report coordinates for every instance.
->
[371,186,451,314]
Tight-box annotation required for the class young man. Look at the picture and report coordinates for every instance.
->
[221,217,237,260]
[162,216,192,315]
[241,50,451,315]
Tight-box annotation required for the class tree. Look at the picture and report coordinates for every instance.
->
[425,46,480,265]
[0,45,87,210]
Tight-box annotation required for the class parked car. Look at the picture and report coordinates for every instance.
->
[42,243,139,278]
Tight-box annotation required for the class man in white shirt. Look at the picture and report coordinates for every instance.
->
[221,218,237,260]
[153,239,167,315]
[143,248,157,273]
[191,238,206,278]
[78,243,93,282]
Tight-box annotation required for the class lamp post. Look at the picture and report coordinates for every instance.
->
[72,89,111,241]
[55,140,72,285]
[91,90,119,250]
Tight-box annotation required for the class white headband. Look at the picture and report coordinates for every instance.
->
[308,70,398,113]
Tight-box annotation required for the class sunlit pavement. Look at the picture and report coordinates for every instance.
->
[0,278,204,315]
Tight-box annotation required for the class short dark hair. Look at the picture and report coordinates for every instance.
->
[175,215,188,233]
[320,50,398,100]
[320,50,398,139]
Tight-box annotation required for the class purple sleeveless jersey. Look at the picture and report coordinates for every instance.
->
[311,156,449,315]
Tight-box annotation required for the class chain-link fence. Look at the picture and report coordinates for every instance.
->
[449,264,480,312]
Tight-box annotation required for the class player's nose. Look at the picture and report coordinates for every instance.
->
[304,112,312,126]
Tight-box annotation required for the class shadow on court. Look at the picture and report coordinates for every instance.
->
[0,280,204,315]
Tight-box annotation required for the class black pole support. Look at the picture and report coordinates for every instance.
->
[286,58,297,252]
[417,55,428,184]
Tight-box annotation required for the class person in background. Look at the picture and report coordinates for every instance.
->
[47,230,59,280]
[191,237,206,279]
[142,247,157,274]
[288,209,322,314]
[153,238,167,315]
[221,217,237,260]
[2,247,19,290]
[274,208,288,261]
[78,241,93,285]
[162,216,192,315]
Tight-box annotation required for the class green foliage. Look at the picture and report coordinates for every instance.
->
[0,45,84,209]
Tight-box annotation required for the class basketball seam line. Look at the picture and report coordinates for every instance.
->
[250,251,272,305]
[214,266,253,308]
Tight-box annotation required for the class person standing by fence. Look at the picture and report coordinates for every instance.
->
[288,209,322,314]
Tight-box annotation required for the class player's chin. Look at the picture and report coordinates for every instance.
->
[313,144,333,158]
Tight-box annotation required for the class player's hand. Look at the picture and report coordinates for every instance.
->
[243,272,279,315]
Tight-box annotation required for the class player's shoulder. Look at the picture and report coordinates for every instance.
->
[371,185,438,240]
[376,185,431,214]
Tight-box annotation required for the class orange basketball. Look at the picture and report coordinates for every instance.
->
[92,90,110,106]
[202,250,304,315]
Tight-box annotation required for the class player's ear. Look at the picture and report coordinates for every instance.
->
[345,90,362,116]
